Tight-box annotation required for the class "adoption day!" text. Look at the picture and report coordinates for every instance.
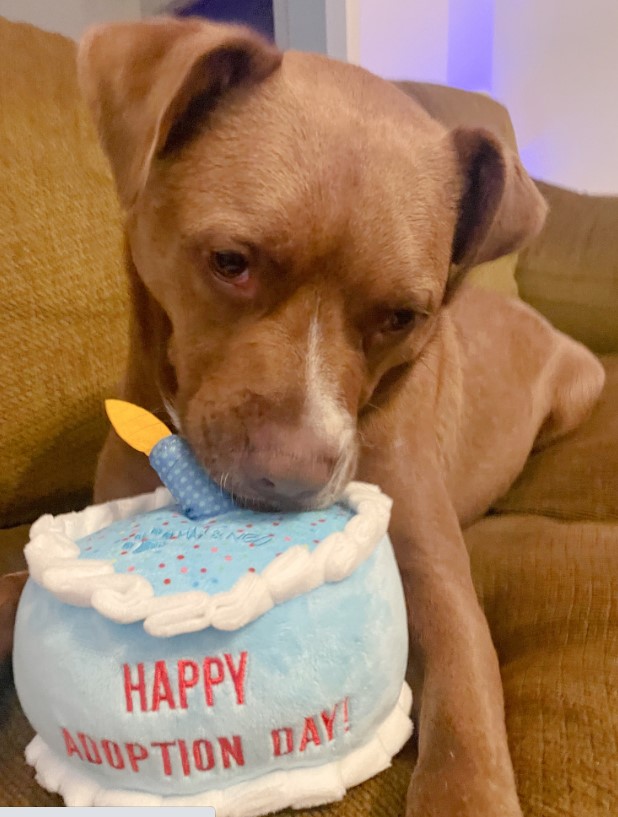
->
[59,651,351,779]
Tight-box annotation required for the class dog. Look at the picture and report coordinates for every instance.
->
[70,17,607,816]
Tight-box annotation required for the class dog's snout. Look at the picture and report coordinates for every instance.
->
[252,474,324,504]
[243,424,339,507]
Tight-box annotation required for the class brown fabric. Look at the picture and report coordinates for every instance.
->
[517,181,618,354]
[0,572,27,667]
[495,355,618,521]
[0,669,62,807]
[0,526,29,576]
[0,530,28,665]
[466,515,618,817]
[0,523,62,805]
[0,16,128,529]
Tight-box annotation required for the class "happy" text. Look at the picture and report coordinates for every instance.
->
[122,652,248,713]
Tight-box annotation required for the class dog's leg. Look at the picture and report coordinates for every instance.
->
[534,331,605,449]
[382,462,521,817]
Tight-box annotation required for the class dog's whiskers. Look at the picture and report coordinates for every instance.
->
[161,396,181,432]
[221,471,231,494]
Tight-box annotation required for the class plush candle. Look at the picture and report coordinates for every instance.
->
[105,400,236,520]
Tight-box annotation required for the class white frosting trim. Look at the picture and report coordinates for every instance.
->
[25,482,392,636]
[25,682,412,811]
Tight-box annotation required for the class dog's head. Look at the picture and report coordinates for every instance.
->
[79,18,546,510]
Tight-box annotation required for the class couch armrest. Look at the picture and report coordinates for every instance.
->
[516,181,618,353]
[393,81,517,150]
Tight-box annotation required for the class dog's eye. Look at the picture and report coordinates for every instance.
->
[382,309,416,333]
[211,250,249,282]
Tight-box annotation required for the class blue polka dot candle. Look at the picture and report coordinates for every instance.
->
[105,400,237,520]
[149,435,236,520]
[13,399,412,814]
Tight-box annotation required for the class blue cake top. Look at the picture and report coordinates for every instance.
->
[24,403,392,637]
[77,503,354,597]
[26,481,390,637]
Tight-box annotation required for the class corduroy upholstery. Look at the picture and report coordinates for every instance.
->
[0,16,127,530]
[516,182,618,355]
[1,15,616,817]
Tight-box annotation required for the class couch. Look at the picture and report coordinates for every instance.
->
[0,15,616,815]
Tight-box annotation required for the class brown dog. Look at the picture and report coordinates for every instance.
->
[77,17,604,817]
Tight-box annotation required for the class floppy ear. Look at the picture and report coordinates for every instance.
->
[448,127,547,286]
[78,18,281,209]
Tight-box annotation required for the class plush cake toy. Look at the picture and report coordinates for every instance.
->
[13,401,412,812]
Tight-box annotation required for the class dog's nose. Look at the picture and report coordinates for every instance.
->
[243,425,338,506]
[253,474,325,504]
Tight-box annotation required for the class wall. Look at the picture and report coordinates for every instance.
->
[336,0,618,194]
[352,0,618,194]
[0,0,168,40]
[357,0,449,84]
[447,0,492,92]
[492,0,618,194]
[272,0,449,83]
[272,0,350,62]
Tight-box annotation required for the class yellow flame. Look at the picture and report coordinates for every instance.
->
[105,399,172,455]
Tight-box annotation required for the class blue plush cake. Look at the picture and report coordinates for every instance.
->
[13,404,411,813]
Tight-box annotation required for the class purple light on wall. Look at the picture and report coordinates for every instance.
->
[447,0,493,92]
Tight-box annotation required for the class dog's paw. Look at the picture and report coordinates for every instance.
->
[405,763,523,817]
[0,571,28,664]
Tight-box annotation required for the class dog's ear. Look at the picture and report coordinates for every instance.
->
[448,127,547,290]
[78,18,281,209]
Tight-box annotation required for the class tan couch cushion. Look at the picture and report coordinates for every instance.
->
[517,182,618,354]
[495,355,618,521]
[394,82,518,149]
[0,17,127,528]
[468,515,618,817]
[467,253,519,298]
